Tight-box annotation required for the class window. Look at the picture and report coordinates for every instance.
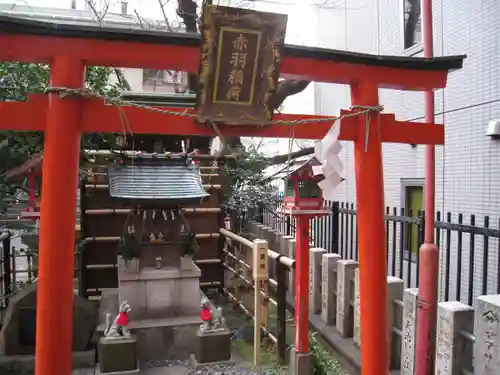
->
[403,0,422,51]
[401,179,424,255]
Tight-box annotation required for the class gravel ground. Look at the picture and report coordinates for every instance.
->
[139,359,282,375]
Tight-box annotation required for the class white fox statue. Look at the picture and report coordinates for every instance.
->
[104,301,132,338]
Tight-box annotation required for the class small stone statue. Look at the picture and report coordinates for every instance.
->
[104,301,132,339]
[200,298,226,333]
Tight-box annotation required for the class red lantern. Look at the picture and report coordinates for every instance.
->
[20,168,42,220]
[281,157,330,217]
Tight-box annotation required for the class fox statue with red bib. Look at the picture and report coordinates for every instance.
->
[104,301,132,339]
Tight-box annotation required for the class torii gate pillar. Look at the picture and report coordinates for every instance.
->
[351,82,389,374]
[35,56,83,375]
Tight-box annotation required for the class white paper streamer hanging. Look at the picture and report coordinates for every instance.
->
[313,119,344,199]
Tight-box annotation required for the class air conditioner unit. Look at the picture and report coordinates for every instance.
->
[486,119,500,139]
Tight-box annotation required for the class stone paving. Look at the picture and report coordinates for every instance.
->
[73,355,276,375]
[73,363,275,375]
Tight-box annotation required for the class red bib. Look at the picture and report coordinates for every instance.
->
[200,307,212,321]
[116,312,129,326]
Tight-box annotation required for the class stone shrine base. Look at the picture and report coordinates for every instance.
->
[118,261,201,321]
[98,290,199,361]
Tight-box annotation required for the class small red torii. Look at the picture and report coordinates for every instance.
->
[0,15,464,375]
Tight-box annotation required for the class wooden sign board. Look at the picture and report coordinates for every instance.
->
[196,5,288,126]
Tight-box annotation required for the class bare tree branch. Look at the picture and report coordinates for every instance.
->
[268,80,311,111]
[157,0,174,32]
[266,146,315,165]
[177,0,199,92]
[404,0,419,49]
[114,68,131,91]
[85,0,112,26]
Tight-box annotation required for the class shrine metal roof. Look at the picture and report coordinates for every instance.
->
[107,155,210,207]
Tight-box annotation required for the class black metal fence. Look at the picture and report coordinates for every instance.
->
[0,233,80,311]
[258,199,500,306]
[0,233,39,310]
[0,232,11,309]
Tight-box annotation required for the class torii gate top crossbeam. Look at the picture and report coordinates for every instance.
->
[0,15,464,90]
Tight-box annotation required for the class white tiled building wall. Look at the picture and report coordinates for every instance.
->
[313,0,500,302]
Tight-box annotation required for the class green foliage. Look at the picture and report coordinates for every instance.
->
[180,231,198,257]
[120,231,141,261]
[309,333,348,375]
[225,145,274,216]
[0,63,129,213]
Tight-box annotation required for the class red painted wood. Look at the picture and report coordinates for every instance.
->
[35,56,84,375]
[351,82,388,375]
[0,34,450,90]
[294,215,310,353]
[0,96,445,144]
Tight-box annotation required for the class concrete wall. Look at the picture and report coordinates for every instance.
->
[313,0,500,303]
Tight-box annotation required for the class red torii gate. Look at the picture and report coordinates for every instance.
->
[0,16,464,375]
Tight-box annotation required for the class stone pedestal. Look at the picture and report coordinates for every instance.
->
[287,239,297,298]
[118,258,201,320]
[435,301,474,375]
[98,336,138,374]
[386,276,404,369]
[194,328,231,364]
[474,294,500,375]
[309,248,326,314]
[401,288,418,375]
[353,268,361,347]
[0,281,97,356]
[336,260,358,338]
[321,253,340,325]
[289,348,312,375]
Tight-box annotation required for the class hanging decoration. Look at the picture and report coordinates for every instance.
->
[120,224,141,261]
[313,119,344,200]
[178,212,198,258]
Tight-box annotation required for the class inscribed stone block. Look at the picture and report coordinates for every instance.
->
[474,294,500,375]
[387,276,404,370]
[281,235,294,291]
[255,224,265,239]
[401,288,418,375]
[353,268,361,347]
[435,301,474,375]
[281,236,294,256]
[309,248,326,314]
[288,239,297,297]
[321,253,340,324]
[336,260,358,338]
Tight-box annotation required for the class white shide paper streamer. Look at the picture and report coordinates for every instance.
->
[313,119,344,200]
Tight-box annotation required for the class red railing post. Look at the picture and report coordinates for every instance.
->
[294,215,310,353]
[415,0,440,373]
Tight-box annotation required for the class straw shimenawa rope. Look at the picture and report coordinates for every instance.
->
[45,86,384,126]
